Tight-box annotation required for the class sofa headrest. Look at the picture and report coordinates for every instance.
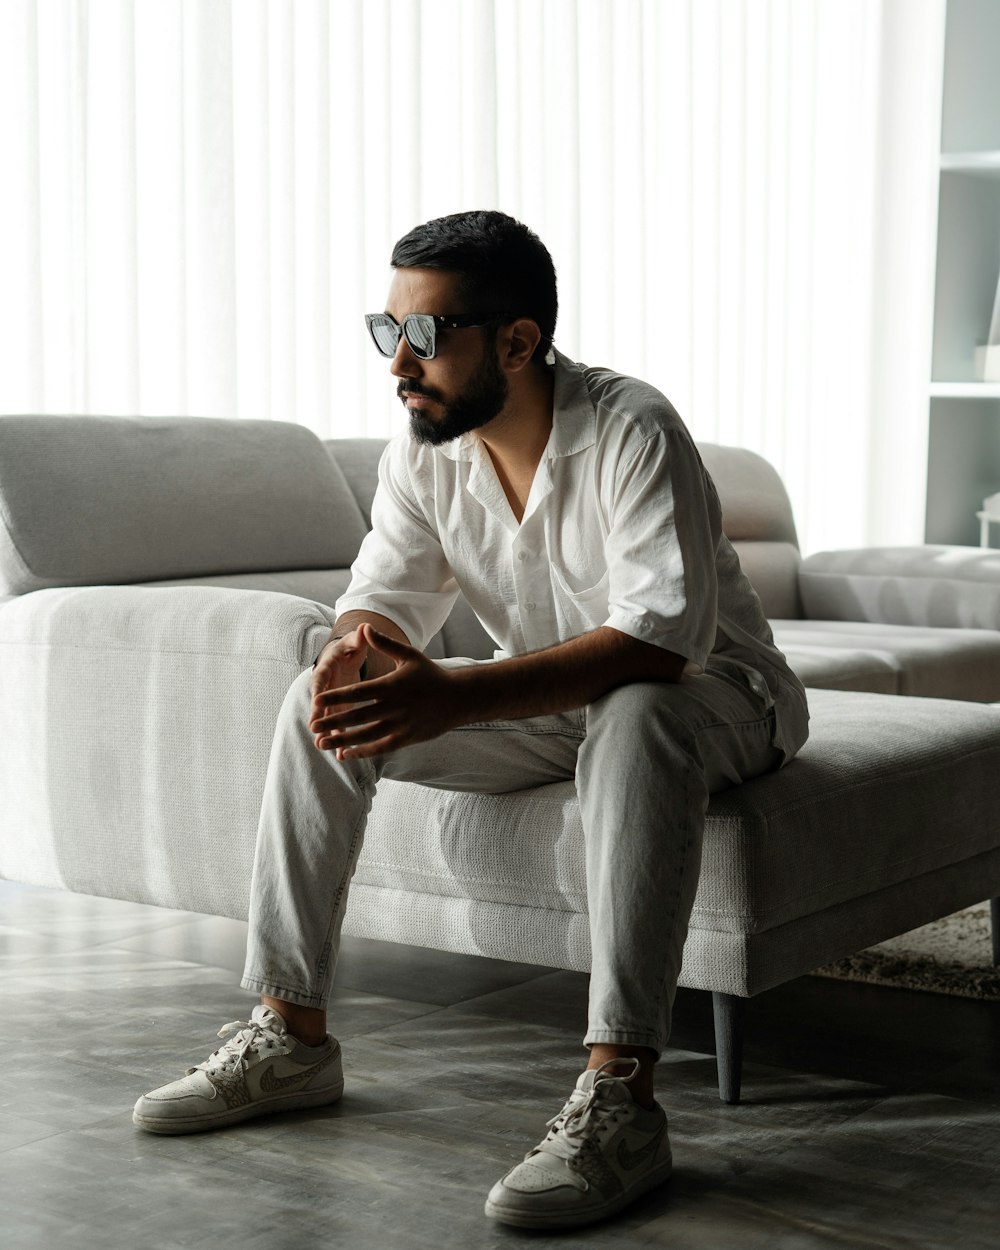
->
[0,416,369,596]
[696,442,800,548]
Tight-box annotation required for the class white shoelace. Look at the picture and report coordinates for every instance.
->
[192,1014,287,1077]
[534,1058,640,1162]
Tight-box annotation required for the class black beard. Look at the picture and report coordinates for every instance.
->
[405,353,509,447]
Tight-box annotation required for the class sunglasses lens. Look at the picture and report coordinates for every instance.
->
[368,315,400,358]
[403,315,436,359]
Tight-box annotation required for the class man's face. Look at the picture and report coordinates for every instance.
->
[384,267,509,446]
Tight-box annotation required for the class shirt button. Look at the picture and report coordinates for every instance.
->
[526,601,536,612]
[517,551,527,561]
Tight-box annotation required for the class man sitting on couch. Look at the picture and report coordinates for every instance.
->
[133,209,809,1231]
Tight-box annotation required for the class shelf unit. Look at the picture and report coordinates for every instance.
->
[926,0,1000,545]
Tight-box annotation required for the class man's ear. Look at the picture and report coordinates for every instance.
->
[499,317,542,372]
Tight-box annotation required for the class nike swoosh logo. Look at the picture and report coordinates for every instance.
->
[258,1048,337,1094]
[616,1121,666,1172]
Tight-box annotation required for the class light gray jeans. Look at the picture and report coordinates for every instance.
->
[242,659,797,1056]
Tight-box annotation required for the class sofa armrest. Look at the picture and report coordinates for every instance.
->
[0,584,337,914]
[798,545,1000,629]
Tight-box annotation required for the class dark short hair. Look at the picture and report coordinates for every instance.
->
[390,210,558,364]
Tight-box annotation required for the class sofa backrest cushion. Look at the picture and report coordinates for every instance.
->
[326,437,388,528]
[697,442,799,544]
[0,416,369,596]
[697,442,802,619]
[324,437,804,621]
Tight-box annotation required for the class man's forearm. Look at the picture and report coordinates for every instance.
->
[448,627,686,723]
[310,623,687,760]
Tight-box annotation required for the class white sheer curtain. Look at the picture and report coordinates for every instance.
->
[0,0,944,552]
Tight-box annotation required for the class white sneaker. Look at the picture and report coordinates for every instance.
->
[132,1005,343,1135]
[485,1059,672,1229]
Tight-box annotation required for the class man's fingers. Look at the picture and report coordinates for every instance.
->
[314,679,383,708]
[310,702,380,733]
[316,715,399,753]
[310,630,369,689]
[360,623,412,659]
[334,734,398,761]
[311,653,367,700]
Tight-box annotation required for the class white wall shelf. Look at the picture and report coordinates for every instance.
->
[940,151,1000,175]
[930,382,1000,399]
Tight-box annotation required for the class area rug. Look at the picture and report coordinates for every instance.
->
[811,902,1000,1001]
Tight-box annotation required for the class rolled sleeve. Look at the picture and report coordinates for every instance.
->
[334,441,460,652]
[603,431,721,666]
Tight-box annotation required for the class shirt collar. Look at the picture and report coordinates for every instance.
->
[434,348,596,462]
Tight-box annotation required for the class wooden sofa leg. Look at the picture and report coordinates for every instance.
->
[991,899,1000,967]
[712,991,746,1105]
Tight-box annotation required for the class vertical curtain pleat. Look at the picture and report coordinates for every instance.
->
[232,0,271,419]
[0,1,43,412]
[266,1,295,422]
[135,0,185,414]
[37,1,75,411]
[85,1,138,410]
[0,0,941,552]
[643,0,693,421]
[294,0,331,430]
[327,0,365,432]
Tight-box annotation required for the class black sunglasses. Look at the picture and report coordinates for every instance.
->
[364,311,511,360]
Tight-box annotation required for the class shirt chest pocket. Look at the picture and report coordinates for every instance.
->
[550,564,611,634]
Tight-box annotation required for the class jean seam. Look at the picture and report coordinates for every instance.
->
[691,710,776,738]
[314,769,373,985]
[584,1029,662,1052]
[458,723,587,739]
[240,975,326,1008]
[646,788,696,1057]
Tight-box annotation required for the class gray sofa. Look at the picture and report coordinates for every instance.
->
[4,415,1000,1102]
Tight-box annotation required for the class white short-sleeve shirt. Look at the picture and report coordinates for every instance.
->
[336,350,808,758]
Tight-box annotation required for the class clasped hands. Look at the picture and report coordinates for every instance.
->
[308,623,465,760]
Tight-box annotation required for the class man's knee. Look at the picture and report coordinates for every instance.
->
[289,667,313,704]
[282,667,315,717]
[584,681,696,767]
[589,680,688,728]
[271,668,316,741]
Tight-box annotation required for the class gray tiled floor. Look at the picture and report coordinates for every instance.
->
[3,878,999,1250]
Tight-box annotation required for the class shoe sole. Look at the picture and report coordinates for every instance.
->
[132,1081,344,1135]
[484,1159,672,1229]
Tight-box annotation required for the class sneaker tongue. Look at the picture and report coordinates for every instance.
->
[575,1068,631,1102]
[251,1004,288,1034]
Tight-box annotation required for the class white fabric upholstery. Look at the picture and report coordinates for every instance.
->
[771,644,901,694]
[729,542,803,619]
[799,545,1000,630]
[0,584,336,909]
[697,443,800,546]
[0,415,368,595]
[772,619,1000,700]
[7,613,997,1002]
[344,691,1000,996]
[143,568,355,607]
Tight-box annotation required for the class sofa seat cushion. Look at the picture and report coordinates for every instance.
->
[353,689,1000,948]
[771,619,1000,700]
[798,544,1000,630]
